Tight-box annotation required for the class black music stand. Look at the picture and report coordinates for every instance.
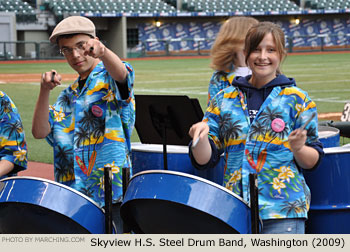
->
[134,95,204,170]
[249,173,260,234]
[104,166,113,234]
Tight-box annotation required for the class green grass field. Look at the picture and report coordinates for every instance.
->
[1,52,350,163]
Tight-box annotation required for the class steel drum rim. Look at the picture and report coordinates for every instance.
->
[131,142,225,156]
[323,146,350,154]
[131,142,189,154]
[129,170,249,205]
[318,126,340,133]
[0,176,104,211]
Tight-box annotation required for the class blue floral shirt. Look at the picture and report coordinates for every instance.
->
[0,91,27,179]
[46,61,135,207]
[207,70,235,106]
[208,66,251,106]
[204,84,320,220]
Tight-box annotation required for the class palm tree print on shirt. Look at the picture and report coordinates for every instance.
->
[54,145,74,181]
[219,113,242,144]
[74,127,90,164]
[74,109,106,176]
[79,110,100,159]
[280,198,307,217]
[0,98,13,114]
[3,121,24,144]
[57,92,72,111]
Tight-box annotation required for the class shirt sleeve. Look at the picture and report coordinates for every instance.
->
[189,138,222,170]
[111,62,135,152]
[296,140,324,171]
[45,106,55,147]
[111,61,135,101]
[207,71,234,106]
[0,92,27,174]
[189,90,226,170]
[294,91,324,170]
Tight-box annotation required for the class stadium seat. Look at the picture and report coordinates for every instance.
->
[180,0,300,12]
[40,0,177,15]
[305,0,349,10]
[0,0,37,22]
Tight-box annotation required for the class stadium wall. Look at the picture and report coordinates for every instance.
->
[0,12,16,58]
[1,11,350,59]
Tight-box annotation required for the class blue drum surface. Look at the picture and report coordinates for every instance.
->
[303,146,350,233]
[0,176,108,234]
[121,170,256,234]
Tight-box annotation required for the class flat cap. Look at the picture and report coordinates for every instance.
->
[49,16,96,44]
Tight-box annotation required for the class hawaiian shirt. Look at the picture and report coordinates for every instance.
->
[46,61,135,207]
[207,70,235,106]
[0,91,27,179]
[204,85,319,220]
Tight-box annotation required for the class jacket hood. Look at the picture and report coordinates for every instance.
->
[231,74,296,123]
[233,74,296,90]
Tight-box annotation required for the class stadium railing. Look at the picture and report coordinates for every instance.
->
[1,33,350,60]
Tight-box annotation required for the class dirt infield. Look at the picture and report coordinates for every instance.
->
[0,73,77,84]
[18,161,54,181]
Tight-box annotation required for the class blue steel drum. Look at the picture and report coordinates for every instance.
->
[0,176,112,234]
[303,146,350,233]
[131,142,225,185]
[318,126,340,148]
[120,170,258,234]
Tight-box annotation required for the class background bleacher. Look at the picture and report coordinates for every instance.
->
[1,0,350,59]
[0,0,349,22]
[37,0,350,14]
[305,0,350,10]
[181,0,301,12]
[0,0,36,22]
[41,0,178,17]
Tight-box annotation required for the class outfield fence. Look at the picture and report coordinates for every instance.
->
[1,33,350,60]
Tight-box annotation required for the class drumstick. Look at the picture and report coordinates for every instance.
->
[192,137,200,148]
[51,71,56,83]
[300,112,316,130]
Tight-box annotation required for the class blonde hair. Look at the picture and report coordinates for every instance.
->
[244,21,287,74]
[210,16,259,72]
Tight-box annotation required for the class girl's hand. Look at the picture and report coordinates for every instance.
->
[189,121,209,146]
[289,128,320,169]
[288,129,307,154]
[188,121,211,165]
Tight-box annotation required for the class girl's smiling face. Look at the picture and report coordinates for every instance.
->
[247,32,281,88]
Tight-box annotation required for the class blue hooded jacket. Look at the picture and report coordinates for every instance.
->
[233,74,296,123]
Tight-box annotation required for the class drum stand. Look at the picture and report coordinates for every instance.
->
[122,167,131,233]
[104,166,113,234]
[249,173,260,234]
[104,166,131,234]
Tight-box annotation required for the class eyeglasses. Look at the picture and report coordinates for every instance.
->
[60,41,87,56]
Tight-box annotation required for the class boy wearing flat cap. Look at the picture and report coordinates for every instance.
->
[32,16,135,233]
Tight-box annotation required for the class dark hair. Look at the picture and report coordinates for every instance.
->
[244,21,286,74]
[57,33,94,45]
